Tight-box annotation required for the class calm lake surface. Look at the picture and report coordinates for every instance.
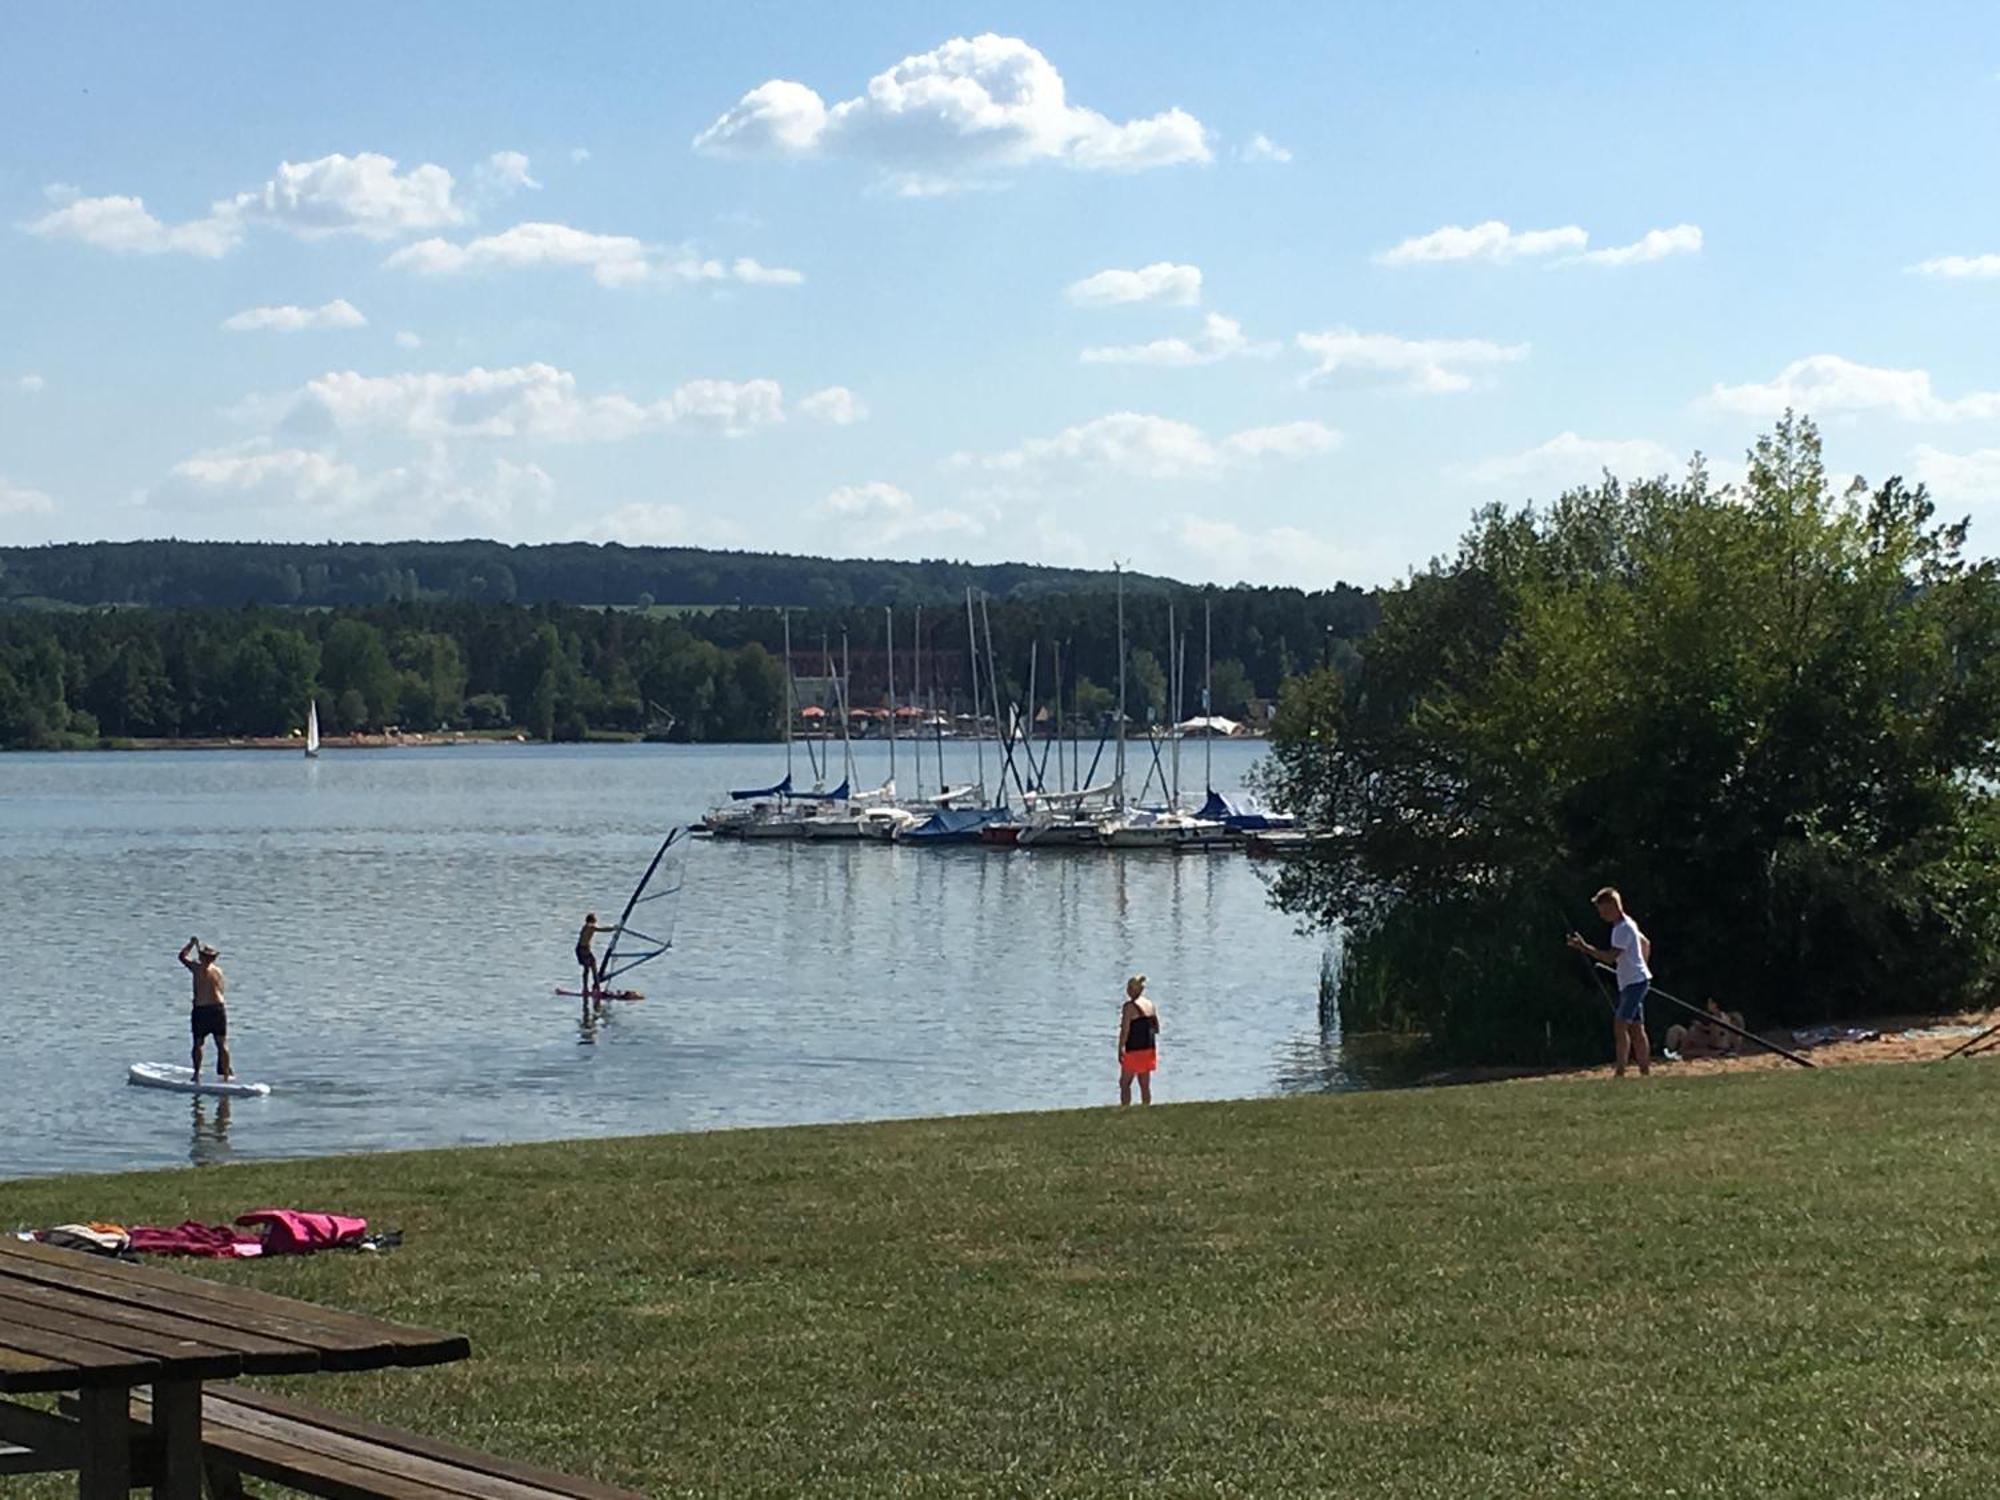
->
[0,741,1349,1181]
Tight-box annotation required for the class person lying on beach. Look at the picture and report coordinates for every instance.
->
[178,937,233,1081]
[1666,999,1744,1060]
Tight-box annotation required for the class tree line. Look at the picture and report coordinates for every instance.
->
[0,584,1378,748]
[0,539,1187,612]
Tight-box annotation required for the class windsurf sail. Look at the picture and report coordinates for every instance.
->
[597,827,689,986]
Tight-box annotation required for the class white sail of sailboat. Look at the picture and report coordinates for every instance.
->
[305,699,320,758]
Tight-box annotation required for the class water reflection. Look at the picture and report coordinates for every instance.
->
[189,1096,232,1166]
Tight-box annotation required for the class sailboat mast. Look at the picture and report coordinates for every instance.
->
[1027,641,1039,793]
[913,604,925,798]
[965,587,986,798]
[840,629,855,790]
[782,611,794,781]
[1169,600,1180,810]
[885,607,897,790]
[980,595,1009,807]
[1114,564,1126,812]
[1204,594,1214,797]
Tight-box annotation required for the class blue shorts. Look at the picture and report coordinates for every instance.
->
[1615,982,1649,1023]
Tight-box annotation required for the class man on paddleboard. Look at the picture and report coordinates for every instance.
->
[178,937,234,1082]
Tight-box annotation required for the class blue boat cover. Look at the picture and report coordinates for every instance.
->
[730,774,792,801]
[900,806,1002,841]
[1197,790,1294,831]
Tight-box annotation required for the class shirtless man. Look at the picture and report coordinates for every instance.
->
[178,937,233,1081]
[575,912,620,1002]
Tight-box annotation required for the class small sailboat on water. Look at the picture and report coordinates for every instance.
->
[304,700,321,758]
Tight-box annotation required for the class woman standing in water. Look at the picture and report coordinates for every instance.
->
[1118,974,1160,1106]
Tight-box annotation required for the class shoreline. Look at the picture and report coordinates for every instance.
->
[1415,1007,1992,1086]
[12,1009,1990,1188]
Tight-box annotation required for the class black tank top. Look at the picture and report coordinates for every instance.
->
[1125,1007,1157,1051]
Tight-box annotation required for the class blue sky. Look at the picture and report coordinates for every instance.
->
[2,2,1996,586]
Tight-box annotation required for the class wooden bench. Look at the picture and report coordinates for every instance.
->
[129,1386,647,1500]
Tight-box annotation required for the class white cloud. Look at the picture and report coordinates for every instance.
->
[166,447,366,509]
[1295,328,1529,394]
[1707,355,2000,423]
[25,191,242,257]
[394,330,423,349]
[730,256,804,285]
[821,480,914,516]
[1460,432,1682,489]
[570,147,592,164]
[1576,223,1702,266]
[1170,515,1351,588]
[1377,220,1587,266]
[385,222,798,289]
[1911,445,2000,504]
[16,374,45,393]
[28,152,464,257]
[799,386,868,424]
[1082,312,1272,367]
[693,34,1211,187]
[697,79,830,158]
[0,475,56,517]
[1066,262,1201,307]
[220,299,367,333]
[1219,421,1341,460]
[157,444,556,536]
[964,411,1338,482]
[275,364,787,443]
[1908,254,2000,279]
[1239,133,1293,164]
[475,150,541,195]
[228,152,463,240]
[1376,219,1701,267]
[815,481,984,549]
[386,222,650,286]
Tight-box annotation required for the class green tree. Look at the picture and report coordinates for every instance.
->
[220,626,316,735]
[1262,415,2000,1062]
[1207,657,1254,719]
[320,619,397,728]
[1128,649,1168,725]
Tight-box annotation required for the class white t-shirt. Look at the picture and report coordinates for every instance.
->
[1610,916,1651,987]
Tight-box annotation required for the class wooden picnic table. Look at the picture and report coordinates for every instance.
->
[0,1235,469,1499]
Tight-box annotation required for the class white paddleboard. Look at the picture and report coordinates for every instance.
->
[128,1063,271,1098]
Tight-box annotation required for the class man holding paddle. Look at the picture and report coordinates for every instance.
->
[1568,887,1653,1079]
[177,936,234,1083]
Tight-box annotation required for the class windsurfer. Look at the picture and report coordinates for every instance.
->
[178,937,233,1082]
[575,912,620,1000]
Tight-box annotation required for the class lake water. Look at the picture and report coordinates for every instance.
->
[0,740,1350,1182]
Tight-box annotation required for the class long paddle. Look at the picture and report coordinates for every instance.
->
[1585,960,1815,1069]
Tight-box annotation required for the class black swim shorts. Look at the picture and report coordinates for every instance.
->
[191,1006,227,1044]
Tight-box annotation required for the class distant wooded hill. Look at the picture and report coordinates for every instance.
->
[0,540,1191,610]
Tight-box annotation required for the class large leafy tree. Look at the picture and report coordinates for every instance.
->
[1262,415,2000,1061]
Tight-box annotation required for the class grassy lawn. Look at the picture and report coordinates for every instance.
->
[8,1063,1999,1497]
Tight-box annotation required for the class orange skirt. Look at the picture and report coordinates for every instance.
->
[1120,1048,1157,1076]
